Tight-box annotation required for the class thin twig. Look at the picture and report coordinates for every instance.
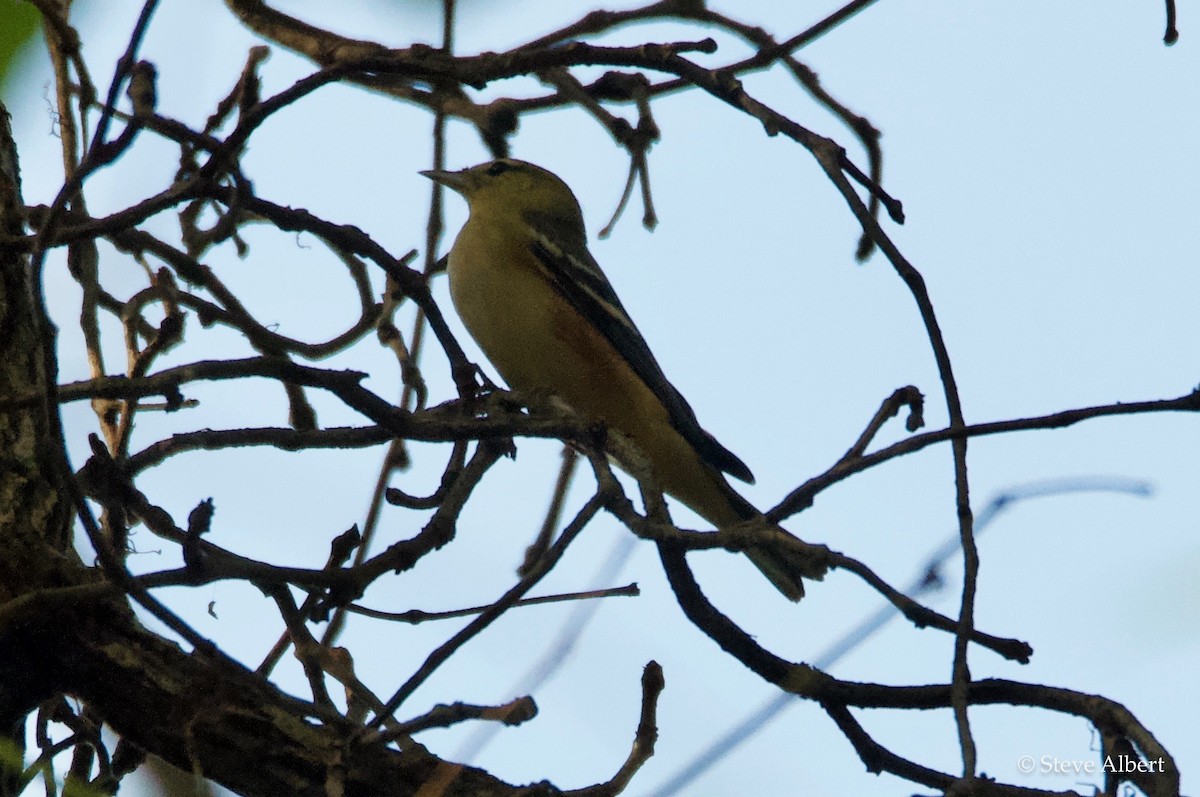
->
[368,492,605,727]
[346,583,638,624]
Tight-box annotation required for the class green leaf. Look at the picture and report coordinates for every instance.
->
[0,1,41,96]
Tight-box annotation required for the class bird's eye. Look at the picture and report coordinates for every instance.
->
[486,161,512,177]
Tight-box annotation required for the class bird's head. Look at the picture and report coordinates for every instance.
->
[421,159,585,233]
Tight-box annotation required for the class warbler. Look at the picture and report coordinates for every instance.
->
[422,159,824,600]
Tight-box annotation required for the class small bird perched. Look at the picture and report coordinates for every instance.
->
[422,159,824,601]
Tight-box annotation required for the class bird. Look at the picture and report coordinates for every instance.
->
[421,158,825,601]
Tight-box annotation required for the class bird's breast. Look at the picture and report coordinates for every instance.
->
[447,224,657,424]
[445,222,740,527]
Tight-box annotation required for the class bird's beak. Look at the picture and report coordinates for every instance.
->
[420,168,471,194]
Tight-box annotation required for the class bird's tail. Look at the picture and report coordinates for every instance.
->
[744,540,824,601]
[656,450,828,602]
[720,486,828,602]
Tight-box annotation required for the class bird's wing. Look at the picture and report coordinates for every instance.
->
[524,211,755,484]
